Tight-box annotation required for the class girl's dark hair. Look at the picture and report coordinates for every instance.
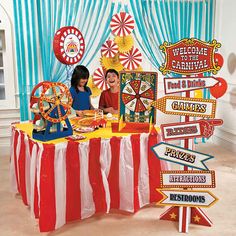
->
[105,69,119,79]
[71,65,90,92]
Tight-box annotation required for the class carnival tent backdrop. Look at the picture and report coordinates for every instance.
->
[13,0,215,121]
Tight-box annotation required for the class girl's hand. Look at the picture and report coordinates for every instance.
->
[76,110,84,117]
[105,107,115,114]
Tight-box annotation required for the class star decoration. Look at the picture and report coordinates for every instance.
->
[170,212,177,219]
[193,215,201,223]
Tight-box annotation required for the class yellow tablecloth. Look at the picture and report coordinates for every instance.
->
[14,120,159,144]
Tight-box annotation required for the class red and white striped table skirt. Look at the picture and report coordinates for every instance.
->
[10,127,167,232]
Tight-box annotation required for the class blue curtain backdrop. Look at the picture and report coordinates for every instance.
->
[13,0,121,120]
[13,0,215,121]
[128,0,215,71]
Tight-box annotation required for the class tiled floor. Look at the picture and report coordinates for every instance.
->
[0,142,235,236]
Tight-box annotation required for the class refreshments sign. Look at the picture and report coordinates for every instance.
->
[164,76,219,94]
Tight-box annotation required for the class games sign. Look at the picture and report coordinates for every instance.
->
[151,96,216,118]
[160,170,216,188]
[159,38,221,75]
[161,119,223,141]
[119,71,157,123]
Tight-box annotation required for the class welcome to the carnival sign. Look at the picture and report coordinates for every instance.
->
[159,38,221,75]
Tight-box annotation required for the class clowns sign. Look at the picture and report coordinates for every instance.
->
[159,38,221,75]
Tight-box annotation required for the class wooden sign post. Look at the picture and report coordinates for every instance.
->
[154,38,223,233]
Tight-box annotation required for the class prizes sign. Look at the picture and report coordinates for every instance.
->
[159,38,221,75]
[152,142,214,171]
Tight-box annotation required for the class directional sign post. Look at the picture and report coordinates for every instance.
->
[160,170,216,188]
[161,119,223,141]
[157,38,222,233]
[152,142,214,170]
[164,76,219,94]
[157,189,218,208]
[151,96,216,118]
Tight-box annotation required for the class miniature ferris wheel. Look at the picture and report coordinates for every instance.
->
[30,81,73,141]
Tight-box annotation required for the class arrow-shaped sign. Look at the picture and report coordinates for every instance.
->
[156,189,218,208]
[160,170,216,188]
[164,77,219,94]
[151,142,214,170]
[150,96,216,118]
[161,119,223,141]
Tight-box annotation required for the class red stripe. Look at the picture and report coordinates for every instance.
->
[131,134,140,212]
[88,138,107,213]
[108,137,121,209]
[66,141,81,222]
[32,142,39,218]
[148,133,162,202]
[13,130,20,193]
[34,166,39,218]
[28,139,39,218]
[182,207,187,232]
[39,143,56,232]
[18,131,28,205]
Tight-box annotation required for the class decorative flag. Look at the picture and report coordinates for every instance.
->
[93,67,109,91]
[101,40,119,58]
[100,54,124,72]
[119,47,142,70]
[110,12,135,37]
[114,35,134,53]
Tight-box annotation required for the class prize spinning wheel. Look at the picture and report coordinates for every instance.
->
[39,82,72,123]
[122,80,154,112]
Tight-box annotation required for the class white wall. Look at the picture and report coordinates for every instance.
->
[213,0,236,152]
[0,0,18,108]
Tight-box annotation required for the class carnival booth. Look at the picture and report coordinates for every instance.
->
[10,4,227,234]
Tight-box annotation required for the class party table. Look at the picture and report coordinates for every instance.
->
[10,121,167,232]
